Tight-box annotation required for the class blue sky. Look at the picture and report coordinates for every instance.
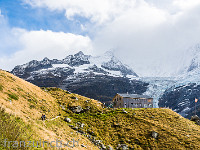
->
[1,0,200,77]
[0,0,87,33]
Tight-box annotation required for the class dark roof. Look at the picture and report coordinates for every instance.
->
[117,93,152,99]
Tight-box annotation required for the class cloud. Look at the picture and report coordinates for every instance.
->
[0,29,93,71]
[0,11,24,57]
[18,30,93,58]
[91,1,200,76]
[0,8,93,71]
[24,0,142,25]
[173,0,200,10]
[4,0,200,77]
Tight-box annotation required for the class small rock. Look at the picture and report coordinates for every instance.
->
[78,130,85,134]
[72,126,78,130]
[81,144,87,148]
[61,106,65,110]
[122,109,128,114]
[152,131,158,139]
[121,144,128,150]
[100,143,106,149]
[95,140,102,144]
[71,106,83,113]
[80,123,85,128]
[191,115,200,125]
[107,145,113,150]
[64,117,71,123]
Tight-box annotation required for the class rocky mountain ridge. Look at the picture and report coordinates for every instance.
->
[11,51,146,103]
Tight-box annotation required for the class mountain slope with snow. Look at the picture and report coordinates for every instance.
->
[157,44,200,118]
[11,51,146,103]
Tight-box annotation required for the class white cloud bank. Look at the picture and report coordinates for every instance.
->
[23,0,200,76]
[0,27,93,71]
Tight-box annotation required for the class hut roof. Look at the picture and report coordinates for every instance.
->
[117,93,152,99]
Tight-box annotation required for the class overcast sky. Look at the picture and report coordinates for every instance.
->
[0,0,200,77]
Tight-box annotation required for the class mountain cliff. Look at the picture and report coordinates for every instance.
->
[158,44,200,118]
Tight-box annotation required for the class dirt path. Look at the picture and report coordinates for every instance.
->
[48,116,61,121]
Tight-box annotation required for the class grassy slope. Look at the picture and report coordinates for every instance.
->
[46,88,200,150]
[1,69,200,149]
[0,70,98,150]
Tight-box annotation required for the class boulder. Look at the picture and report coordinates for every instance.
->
[121,144,128,150]
[107,145,113,150]
[117,144,128,150]
[122,109,128,114]
[80,123,85,128]
[152,131,158,139]
[81,144,87,148]
[100,143,106,149]
[64,117,71,123]
[191,115,200,125]
[70,106,83,113]
[68,124,74,128]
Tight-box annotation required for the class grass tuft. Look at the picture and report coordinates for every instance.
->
[7,93,19,100]
[0,84,3,91]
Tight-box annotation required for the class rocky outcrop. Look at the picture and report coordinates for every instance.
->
[191,115,200,125]
[159,83,200,118]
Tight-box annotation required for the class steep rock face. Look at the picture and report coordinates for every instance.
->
[158,44,200,118]
[11,51,146,103]
[159,83,200,118]
[62,51,90,67]
[101,56,138,77]
[61,74,148,103]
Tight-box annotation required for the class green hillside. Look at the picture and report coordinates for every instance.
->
[46,87,200,150]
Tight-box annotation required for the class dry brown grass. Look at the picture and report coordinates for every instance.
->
[0,70,98,149]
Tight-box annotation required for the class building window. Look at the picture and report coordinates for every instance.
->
[131,103,133,105]
[124,103,126,108]
[149,104,152,107]
[144,104,147,108]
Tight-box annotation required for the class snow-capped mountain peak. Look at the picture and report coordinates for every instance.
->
[11,51,138,80]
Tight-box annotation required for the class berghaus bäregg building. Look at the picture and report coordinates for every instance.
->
[113,93,153,108]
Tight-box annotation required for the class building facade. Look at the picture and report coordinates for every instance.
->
[113,93,153,108]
